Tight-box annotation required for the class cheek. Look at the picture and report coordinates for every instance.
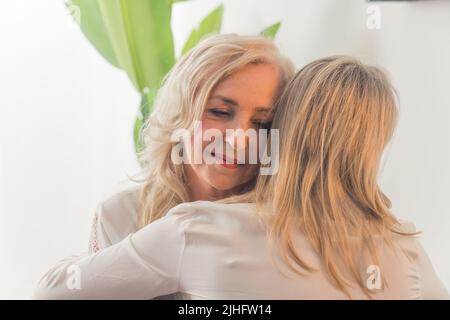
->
[200,118,226,135]
[241,163,259,181]
[198,118,227,153]
[187,118,260,189]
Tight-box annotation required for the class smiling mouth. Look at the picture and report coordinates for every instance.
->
[211,152,240,169]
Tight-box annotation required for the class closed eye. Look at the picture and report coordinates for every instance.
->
[253,120,271,129]
[208,109,231,118]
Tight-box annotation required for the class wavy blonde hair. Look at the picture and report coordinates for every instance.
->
[226,56,419,298]
[131,34,294,228]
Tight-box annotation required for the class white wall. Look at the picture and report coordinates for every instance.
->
[0,0,449,299]
[0,0,140,299]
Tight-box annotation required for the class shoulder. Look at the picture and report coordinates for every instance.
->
[95,184,142,243]
[99,184,141,216]
[166,200,255,217]
[390,221,450,299]
[163,200,259,233]
[397,219,417,233]
[389,219,420,261]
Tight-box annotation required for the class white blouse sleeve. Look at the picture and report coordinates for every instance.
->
[88,206,112,254]
[32,211,186,300]
[88,187,141,253]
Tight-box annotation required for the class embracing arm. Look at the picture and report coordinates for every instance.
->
[88,187,142,253]
[88,209,111,254]
[32,213,185,300]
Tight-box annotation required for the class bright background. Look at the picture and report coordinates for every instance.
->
[0,0,449,299]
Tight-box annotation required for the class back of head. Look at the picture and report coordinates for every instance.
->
[256,56,416,298]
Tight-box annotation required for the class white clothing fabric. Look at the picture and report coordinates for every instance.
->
[33,186,449,300]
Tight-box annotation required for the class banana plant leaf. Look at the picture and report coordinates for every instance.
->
[260,22,281,38]
[67,0,175,92]
[182,4,224,55]
[66,0,282,157]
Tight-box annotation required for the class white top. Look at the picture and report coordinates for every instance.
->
[32,186,449,300]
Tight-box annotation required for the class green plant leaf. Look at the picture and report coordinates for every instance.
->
[134,87,158,155]
[134,112,144,155]
[181,4,224,55]
[67,0,176,92]
[66,0,119,67]
[260,21,281,39]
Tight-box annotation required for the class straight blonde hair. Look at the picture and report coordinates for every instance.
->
[227,56,419,298]
[132,34,294,228]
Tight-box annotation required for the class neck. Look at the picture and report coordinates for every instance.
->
[183,166,226,201]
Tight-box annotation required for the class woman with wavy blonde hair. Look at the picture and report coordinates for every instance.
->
[33,56,448,300]
[84,33,293,254]
[33,33,294,299]
[134,33,293,228]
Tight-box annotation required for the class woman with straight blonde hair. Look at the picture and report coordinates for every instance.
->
[252,55,448,298]
[33,56,448,299]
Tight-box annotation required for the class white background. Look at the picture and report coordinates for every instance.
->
[0,0,449,299]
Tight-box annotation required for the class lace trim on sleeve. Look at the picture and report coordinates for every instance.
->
[88,212,100,254]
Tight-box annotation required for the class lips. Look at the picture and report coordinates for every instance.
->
[211,152,239,169]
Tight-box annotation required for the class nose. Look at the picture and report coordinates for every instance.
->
[223,118,253,159]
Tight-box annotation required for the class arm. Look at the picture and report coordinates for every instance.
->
[32,213,185,300]
[88,206,113,254]
[88,187,141,253]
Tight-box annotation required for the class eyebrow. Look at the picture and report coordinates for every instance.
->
[209,95,272,113]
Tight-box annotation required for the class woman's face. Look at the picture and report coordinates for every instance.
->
[185,63,280,199]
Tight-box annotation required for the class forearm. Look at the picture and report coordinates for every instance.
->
[32,234,176,300]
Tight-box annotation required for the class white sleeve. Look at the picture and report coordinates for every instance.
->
[88,205,113,253]
[88,187,141,253]
[32,213,186,300]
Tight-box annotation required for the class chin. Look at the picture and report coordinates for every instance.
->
[207,178,243,192]
[206,173,255,193]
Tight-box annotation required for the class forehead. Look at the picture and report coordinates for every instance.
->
[210,63,280,108]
